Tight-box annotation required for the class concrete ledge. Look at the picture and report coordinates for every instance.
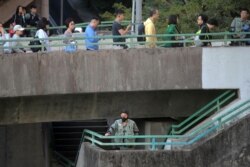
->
[0,48,202,97]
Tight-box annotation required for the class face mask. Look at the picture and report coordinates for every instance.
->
[121,117,128,122]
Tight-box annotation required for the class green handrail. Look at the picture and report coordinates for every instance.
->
[72,100,250,166]
[0,32,250,52]
[170,90,237,135]
[82,100,250,145]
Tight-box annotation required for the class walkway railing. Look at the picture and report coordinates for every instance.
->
[170,90,237,135]
[1,31,250,52]
[78,99,250,150]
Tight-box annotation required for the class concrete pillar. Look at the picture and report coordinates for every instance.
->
[135,0,142,33]
[34,0,48,18]
[144,121,175,150]
[41,0,49,19]
[0,127,6,167]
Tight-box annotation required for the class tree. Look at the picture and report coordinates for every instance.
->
[143,0,250,33]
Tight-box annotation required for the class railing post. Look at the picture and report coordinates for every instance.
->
[216,99,220,112]
[223,32,227,46]
[217,118,222,129]
[91,134,95,145]
[151,138,156,150]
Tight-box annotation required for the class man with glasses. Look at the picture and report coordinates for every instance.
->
[230,8,250,46]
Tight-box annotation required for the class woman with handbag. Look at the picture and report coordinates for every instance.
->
[63,18,77,53]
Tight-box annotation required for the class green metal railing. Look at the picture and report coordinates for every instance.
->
[1,31,250,52]
[170,90,237,135]
[68,98,250,167]
[80,99,250,148]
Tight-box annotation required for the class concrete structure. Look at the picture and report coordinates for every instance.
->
[0,48,202,97]
[0,47,250,167]
[0,47,250,124]
[77,114,250,167]
[0,123,49,167]
[0,48,232,124]
[0,90,225,124]
[0,0,49,24]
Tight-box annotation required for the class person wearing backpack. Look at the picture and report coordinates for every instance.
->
[137,22,145,43]
[35,18,51,52]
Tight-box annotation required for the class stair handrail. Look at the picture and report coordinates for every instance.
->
[78,100,250,150]
[170,90,236,135]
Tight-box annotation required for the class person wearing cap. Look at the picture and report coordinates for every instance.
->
[11,25,26,53]
[105,110,139,149]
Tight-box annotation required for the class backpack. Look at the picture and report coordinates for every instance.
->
[137,23,146,42]
[29,36,42,52]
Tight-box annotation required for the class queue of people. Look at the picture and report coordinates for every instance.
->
[1,6,250,54]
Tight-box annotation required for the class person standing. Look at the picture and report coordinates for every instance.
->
[25,5,40,37]
[35,18,51,52]
[11,6,26,27]
[11,25,26,53]
[230,8,250,45]
[0,23,6,54]
[163,15,183,47]
[112,9,131,49]
[195,14,218,47]
[105,110,139,149]
[144,8,159,48]
[85,17,100,51]
[63,18,77,53]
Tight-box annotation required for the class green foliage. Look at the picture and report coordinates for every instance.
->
[100,0,250,34]
[144,0,250,33]
[100,3,132,22]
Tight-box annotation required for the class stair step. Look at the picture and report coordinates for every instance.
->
[52,120,108,126]
[53,127,108,133]
[52,119,109,164]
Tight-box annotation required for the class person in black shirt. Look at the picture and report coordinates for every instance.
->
[25,5,40,37]
[11,6,26,27]
[196,14,218,47]
[112,9,131,49]
[25,5,40,27]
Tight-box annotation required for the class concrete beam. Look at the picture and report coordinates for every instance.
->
[0,48,202,98]
[0,90,226,124]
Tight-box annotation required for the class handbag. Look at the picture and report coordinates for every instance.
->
[64,41,77,53]
[29,36,42,52]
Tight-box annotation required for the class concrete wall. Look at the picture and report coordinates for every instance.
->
[77,114,250,167]
[202,47,250,118]
[0,48,202,98]
[202,47,250,100]
[0,123,46,167]
[0,90,226,124]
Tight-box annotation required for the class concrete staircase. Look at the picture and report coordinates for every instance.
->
[52,120,109,163]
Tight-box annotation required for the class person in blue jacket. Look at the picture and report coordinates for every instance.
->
[85,17,100,51]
